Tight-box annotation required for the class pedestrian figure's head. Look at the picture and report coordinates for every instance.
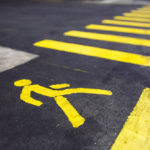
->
[14,79,32,87]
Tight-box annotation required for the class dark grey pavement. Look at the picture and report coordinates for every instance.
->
[0,1,150,150]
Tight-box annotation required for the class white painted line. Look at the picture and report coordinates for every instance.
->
[0,46,38,72]
[84,0,150,5]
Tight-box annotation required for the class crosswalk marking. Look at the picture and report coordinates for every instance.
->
[123,13,150,19]
[111,88,150,150]
[64,30,150,47]
[137,8,150,11]
[86,24,150,35]
[102,20,150,28]
[114,16,150,23]
[34,39,150,67]
[131,10,150,14]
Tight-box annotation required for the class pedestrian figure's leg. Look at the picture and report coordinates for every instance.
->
[55,96,85,128]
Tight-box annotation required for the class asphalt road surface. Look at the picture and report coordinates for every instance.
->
[0,1,150,150]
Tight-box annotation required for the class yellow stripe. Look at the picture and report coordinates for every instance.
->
[131,10,150,14]
[111,88,150,150]
[102,20,150,28]
[115,16,150,23]
[86,24,150,35]
[124,13,150,19]
[64,30,150,47]
[34,39,150,67]
[49,83,70,89]
[137,8,150,11]
[55,96,85,128]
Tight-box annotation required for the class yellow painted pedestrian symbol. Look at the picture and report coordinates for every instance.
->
[14,79,112,128]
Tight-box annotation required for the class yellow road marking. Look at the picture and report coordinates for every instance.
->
[137,8,150,11]
[14,79,112,128]
[131,10,150,13]
[34,39,150,67]
[115,16,150,23]
[64,30,150,47]
[102,20,150,28]
[111,88,150,150]
[86,24,150,35]
[55,96,85,128]
[49,83,70,89]
[124,13,150,18]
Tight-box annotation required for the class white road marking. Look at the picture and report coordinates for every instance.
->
[84,0,150,5]
[0,46,38,72]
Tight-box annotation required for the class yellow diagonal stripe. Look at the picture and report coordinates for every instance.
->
[111,88,150,150]
[131,10,150,14]
[137,8,150,11]
[115,16,150,23]
[124,13,150,18]
[102,20,150,28]
[64,30,150,47]
[86,24,150,35]
[34,39,150,67]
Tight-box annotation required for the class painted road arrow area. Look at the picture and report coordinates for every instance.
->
[0,1,150,150]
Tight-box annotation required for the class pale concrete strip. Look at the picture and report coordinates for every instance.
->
[0,46,38,72]
[84,0,150,5]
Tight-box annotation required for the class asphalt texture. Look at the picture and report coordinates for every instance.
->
[0,1,150,150]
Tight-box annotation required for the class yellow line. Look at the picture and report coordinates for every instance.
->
[131,10,150,14]
[34,39,150,67]
[124,13,150,19]
[86,24,150,35]
[111,88,150,150]
[102,20,150,28]
[137,8,150,11]
[115,16,150,23]
[55,96,85,128]
[64,30,150,47]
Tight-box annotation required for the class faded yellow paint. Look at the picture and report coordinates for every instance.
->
[102,20,150,28]
[86,24,150,35]
[115,16,150,23]
[14,79,112,128]
[49,83,70,89]
[34,39,150,67]
[124,13,150,18]
[64,30,150,47]
[111,88,150,150]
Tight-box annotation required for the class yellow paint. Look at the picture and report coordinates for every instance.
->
[14,79,112,128]
[49,83,70,89]
[14,79,32,86]
[64,30,150,47]
[86,24,150,35]
[115,16,150,23]
[137,8,150,11]
[34,39,150,67]
[124,13,150,18]
[102,20,150,28]
[131,10,150,14]
[55,96,85,128]
[111,88,150,150]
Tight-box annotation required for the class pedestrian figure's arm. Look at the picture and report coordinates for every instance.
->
[20,87,43,106]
